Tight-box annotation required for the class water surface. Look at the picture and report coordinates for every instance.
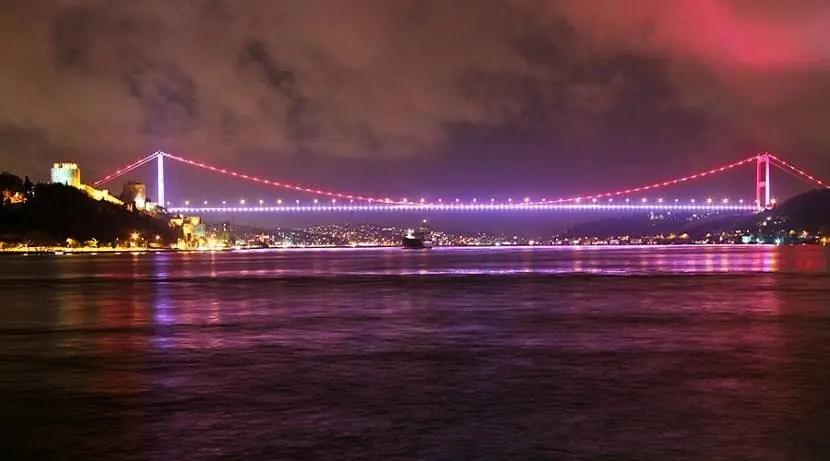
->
[2,245,830,460]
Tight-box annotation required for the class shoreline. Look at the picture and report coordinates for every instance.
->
[0,242,826,256]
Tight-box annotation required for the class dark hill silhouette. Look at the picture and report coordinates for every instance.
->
[565,189,830,239]
[0,181,175,245]
[758,189,830,233]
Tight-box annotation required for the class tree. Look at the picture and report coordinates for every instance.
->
[0,172,23,193]
[23,176,33,198]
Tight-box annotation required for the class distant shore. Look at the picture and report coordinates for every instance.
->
[0,246,173,255]
[0,241,826,256]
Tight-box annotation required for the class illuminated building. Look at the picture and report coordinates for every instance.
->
[1,190,24,204]
[122,181,147,209]
[50,163,81,187]
[50,161,123,206]
[170,215,206,249]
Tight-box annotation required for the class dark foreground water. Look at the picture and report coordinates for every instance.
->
[2,245,830,460]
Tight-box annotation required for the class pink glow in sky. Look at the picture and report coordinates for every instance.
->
[553,0,830,70]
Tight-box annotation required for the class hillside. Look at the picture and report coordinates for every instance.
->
[0,178,175,245]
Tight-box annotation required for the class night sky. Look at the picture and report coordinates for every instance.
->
[2,0,830,202]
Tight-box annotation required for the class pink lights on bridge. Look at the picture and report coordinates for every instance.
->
[540,156,759,205]
[91,150,830,214]
[162,152,400,204]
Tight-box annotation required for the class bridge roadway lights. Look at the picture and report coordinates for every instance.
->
[166,204,759,213]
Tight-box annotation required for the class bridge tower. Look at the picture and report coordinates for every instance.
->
[756,153,771,209]
[156,151,166,208]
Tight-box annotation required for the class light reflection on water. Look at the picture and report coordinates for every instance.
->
[0,245,829,460]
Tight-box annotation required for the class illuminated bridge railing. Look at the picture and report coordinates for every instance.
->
[167,203,760,214]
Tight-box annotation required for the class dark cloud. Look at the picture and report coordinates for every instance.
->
[0,0,828,191]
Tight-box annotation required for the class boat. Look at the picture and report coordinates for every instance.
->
[402,220,434,249]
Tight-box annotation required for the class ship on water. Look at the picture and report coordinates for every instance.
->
[402,220,434,249]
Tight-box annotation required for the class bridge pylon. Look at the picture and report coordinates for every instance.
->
[756,153,771,210]
[156,151,166,208]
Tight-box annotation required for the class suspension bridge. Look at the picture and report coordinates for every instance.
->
[92,151,829,214]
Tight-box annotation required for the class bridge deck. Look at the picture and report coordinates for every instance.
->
[167,204,760,213]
